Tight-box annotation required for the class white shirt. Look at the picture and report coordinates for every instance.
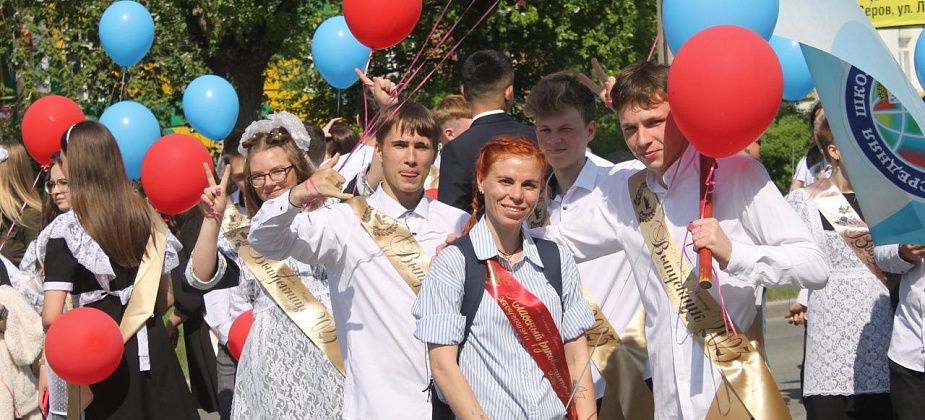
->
[538,144,829,419]
[585,150,613,168]
[471,109,505,121]
[547,158,646,397]
[248,188,468,420]
[332,143,376,187]
[875,244,925,373]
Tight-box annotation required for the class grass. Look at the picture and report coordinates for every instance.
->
[163,311,190,379]
[766,288,800,302]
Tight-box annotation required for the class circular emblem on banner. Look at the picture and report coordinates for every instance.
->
[844,66,925,199]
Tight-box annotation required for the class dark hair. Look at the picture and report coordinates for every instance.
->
[329,123,360,156]
[302,123,327,167]
[241,127,315,217]
[463,135,548,234]
[375,102,441,150]
[461,49,514,103]
[60,121,153,267]
[610,60,670,112]
[222,128,244,165]
[524,71,597,124]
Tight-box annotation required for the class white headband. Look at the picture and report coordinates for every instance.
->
[0,145,7,164]
[237,112,312,157]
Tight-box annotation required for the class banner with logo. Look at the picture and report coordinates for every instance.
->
[857,0,925,28]
[777,0,925,244]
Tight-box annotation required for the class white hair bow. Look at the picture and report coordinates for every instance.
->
[237,112,312,157]
[0,145,8,164]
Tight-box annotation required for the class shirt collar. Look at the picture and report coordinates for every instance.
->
[550,158,599,201]
[367,187,430,220]
[471,109,505,121]
[645,142,695,195]
[468,217,544,268]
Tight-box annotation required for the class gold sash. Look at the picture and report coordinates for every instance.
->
[583,298,653,420]
[222,203,345,375]
[348,197,430,295]
[629,171,790,420]
[804,179,887,285]
[119,209,168,342]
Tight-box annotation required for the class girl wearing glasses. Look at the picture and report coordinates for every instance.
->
[0,142,42,266]
[186,113,345,419]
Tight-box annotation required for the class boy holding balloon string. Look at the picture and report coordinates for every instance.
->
[537,60,829,419]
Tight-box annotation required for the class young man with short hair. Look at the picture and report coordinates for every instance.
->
[540,61,829,419]
[248,102,469,420]
[438,49,536,212]
[525,71,651,418]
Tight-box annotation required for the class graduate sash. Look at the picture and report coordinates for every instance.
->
[804,178,887,285]
[629,171,790,420]
[486,259,578,420]
[222,203,345,375]
[348,197,430,294]
[583,299,653,420]
[119,208,168,342]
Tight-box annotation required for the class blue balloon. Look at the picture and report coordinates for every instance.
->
[183,75,239,140]
[312,16,372,89]
[99,1,155,67]
[664,0,779,54]
[915,31,925,90]
[99,101,161,179]
[770,36,813,101]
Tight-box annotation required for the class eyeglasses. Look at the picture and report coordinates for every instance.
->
[249,165,294,188]
[44,179,69,194]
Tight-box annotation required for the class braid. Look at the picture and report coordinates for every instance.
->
[462,188,482,235]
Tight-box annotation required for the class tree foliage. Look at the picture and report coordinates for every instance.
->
[0,0,656,157]
[759,103,813,193]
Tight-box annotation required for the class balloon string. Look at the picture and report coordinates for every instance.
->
[0,165,47,253]
[361,0,501,144]
[396,0,478,94]
[647,24,662,62]
[335,50,375,175]
[119,68,127,100]
[395,0,456,92]
[337,0,500,177]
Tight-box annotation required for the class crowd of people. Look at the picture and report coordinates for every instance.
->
[0,48,923,420]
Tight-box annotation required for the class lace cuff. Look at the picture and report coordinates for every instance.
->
[185,253,228,290]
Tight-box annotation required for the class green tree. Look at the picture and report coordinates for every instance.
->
[759,103,813,193]
[0,0,657,148]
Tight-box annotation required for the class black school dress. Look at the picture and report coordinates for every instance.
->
[41,219,198,420]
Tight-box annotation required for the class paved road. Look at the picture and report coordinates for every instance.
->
[765,299,807,420]
[198,299,808,420]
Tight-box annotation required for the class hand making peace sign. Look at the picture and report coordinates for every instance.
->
[288,153,355,208]
[576,58,617,111]
[200,163,231,222]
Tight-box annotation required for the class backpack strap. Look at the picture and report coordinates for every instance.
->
[451,235,486,357]
[533,238,563,299]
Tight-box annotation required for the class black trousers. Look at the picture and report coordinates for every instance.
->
[890,360,925,420]
[804,393,892,420]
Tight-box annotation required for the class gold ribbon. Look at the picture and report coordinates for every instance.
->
[348,197,430,295]
[629,172,790,420]
[804,178,887,285]
[583,298,654,420]
[222,203,345,375]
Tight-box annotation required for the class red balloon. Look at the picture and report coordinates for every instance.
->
[344,0,422,50]
[45,308,124,385]
[667,25,783,158]
[140,134,214,215]
[228,309,254,361]
[21,95,85,165]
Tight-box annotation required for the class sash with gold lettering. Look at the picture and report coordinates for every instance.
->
[347,197,430,294]
[629,171,790,420]
[804,178,887,285]
[486,259,578,420]
[222,202,345,375]
[583,299,653,420]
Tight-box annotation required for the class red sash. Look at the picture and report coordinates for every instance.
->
[485,259,577,420]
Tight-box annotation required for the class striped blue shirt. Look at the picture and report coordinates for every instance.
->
[413,217,595,419]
